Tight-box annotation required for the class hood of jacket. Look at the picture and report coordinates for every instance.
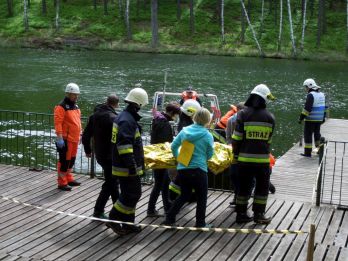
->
[94,104,117,114]
[181,123,208,142]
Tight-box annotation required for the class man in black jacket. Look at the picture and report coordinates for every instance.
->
[82,94,120,219]
[147,103,181,216]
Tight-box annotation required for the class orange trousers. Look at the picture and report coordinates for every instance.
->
[57,140,78,186]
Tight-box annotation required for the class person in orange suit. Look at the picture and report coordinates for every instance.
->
[54,83,82,191]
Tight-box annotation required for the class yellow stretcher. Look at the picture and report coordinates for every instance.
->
[144,142,233,175]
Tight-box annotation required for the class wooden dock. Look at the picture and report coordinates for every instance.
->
[0,119,347,260]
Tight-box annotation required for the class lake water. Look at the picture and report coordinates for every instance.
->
[0,48,347,156]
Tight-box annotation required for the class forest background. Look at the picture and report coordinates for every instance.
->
[1,0,348,61]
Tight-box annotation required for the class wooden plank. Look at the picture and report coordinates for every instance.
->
[324,245,341,261]
[338,247,348,261]
[322,209,344,246]
[99,191,223,261]
[270,203,312,260]
[238,200,294,261]
[23,185,153,260]
[136,192,229,260]
[312,244,328,261]
[334,211,348,247]
[315,207,335,244]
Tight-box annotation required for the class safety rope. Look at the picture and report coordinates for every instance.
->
[1,195,307,235]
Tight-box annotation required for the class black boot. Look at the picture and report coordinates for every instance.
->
[68,180,81,186]
[269,183,276,194]
[254,213,272,224]
[106,207,127,236]
[236,213,253,224]
[58,185,72,191]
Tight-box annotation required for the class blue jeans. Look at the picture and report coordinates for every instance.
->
[165,168,208,227]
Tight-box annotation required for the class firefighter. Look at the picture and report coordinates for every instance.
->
[82,94,120,219]
[54,83,82,191]
[106,87,148,236]
[147,103,181,217]
[177,99,201,133]
[232,84,275,224]
[179,86,202,106]
[298,79,327,157]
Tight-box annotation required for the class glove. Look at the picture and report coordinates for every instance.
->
[56,138,65,149]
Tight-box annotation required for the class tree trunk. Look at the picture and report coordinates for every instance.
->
[240,0,264,56]
[216,0,221,24]
[93,0,97,11]
[151,0,158,48]
[23,0,29,32]
[136,0,140,17]
[309,0,314,17]
[28,0,30,9]
[240,1,246,43]
[189,0,195,35]
[287,0,296,56]
[177,0,181,20]
[259,0,265,39]
[104,0,108,15]
[42,0,47,15]
[221,0,225,43]
[55,0,60,31]
[323,0,327,33]
[316,0,324,47]
[7,0,13,17]
[125,0,132,40]
[118,0,123,18]
[300,0,307,51]
[277,0,283,52]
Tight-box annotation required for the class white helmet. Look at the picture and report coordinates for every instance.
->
[303,78,320,90]
[251,84,275,102]
[125,87,149,107]
[65,83,80,94]
[181,99,201,117]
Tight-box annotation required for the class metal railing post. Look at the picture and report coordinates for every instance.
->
[316,138,326,207]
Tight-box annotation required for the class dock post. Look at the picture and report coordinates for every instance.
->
[306,224,316,261]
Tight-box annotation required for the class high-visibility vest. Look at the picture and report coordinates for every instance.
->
[305,92,325,122]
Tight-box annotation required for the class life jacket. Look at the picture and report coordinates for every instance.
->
[181,91,198,102]
[304,91,325,122]
[54,97,81,143]
[216,105,238,129]
[270,153,276,168]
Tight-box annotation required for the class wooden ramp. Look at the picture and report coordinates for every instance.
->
[0,164,347,261]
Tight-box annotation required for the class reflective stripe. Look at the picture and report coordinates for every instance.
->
[304,143,312,149]
[306,92,325,121]
[301,109,309,116]
[236,196,249,204]
[244,125,272,141]
[169,182,181,195]
[117,144,133,155]
[244,122,273,128]
[232,131,243,141]
[254,196,268,205]
[135,129,141,138]
[210,130,227,144]
[112,166,143,177]
[114,200,135,215]
[111,123,118,143]
[238,153,270,163]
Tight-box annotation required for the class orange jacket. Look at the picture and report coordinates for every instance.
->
[270,153,276,168]
[216,105,238,129]
[54,98,81,142]
[181,91,198,101]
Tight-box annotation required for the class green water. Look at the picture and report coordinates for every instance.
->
[0,48,347,157]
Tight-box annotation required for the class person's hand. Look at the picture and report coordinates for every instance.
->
[56,138,65,149]
[85,153,92,158]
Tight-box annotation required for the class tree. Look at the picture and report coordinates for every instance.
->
[221,0,225,43]
[42,0,47,15]
[189,0,195,35]
[93,0,97,11]
[177,0,181,20]
[151,0,158,48]
[346,0,348,53]
[7,0,13,17]
[277,0,283,52]
[240,0,264,56]
[103,0,108,15]
[23,0,29,32]
[287,0,296,56]
[55,0,60,31]
[118,0,123,18]
[300,0,307,51]
[125,0,132,40]
[259,0,265,39]
[316,0,325,47]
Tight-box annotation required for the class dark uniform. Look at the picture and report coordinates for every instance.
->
[109,104,144,232]
[232,94,275,222]
[299,90,326,156]
[82,104,119,217]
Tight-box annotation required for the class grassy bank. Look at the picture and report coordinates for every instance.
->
[0,0,347,61]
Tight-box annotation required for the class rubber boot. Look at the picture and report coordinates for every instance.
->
[236,212,253,224]
[254,213,272,224]
[106,207,127,236]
